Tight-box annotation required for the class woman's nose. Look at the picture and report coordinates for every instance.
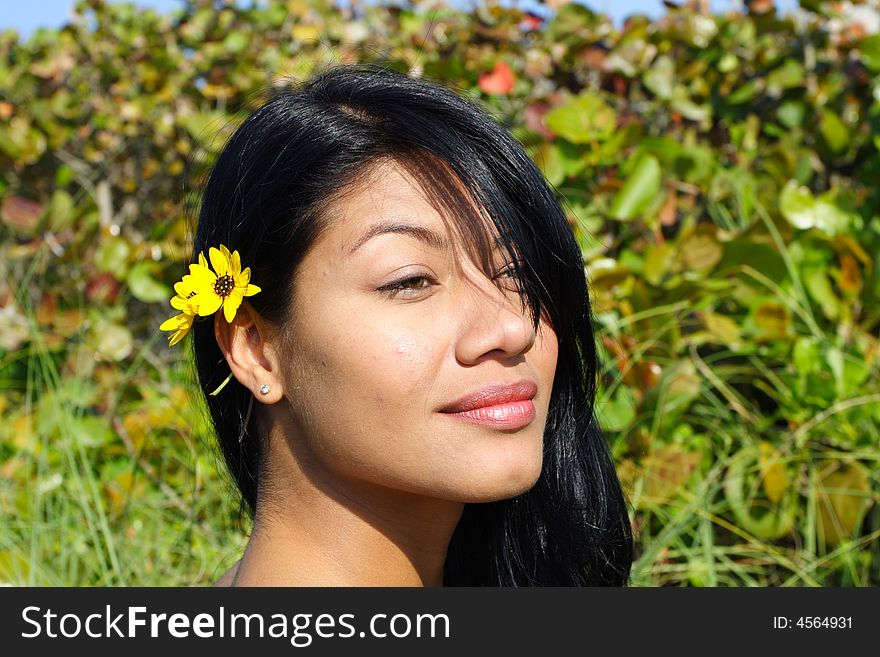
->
[453,273,537,365]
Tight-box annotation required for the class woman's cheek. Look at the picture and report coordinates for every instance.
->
[376,332,430,370]
[362,333,436,403]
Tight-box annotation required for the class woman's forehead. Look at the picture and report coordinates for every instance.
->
[325,159,506,259]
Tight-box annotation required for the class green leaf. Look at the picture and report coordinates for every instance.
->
[724,445,796,541]
[858,33,880,72]
[680,225,722,273]
[766,58,805,94]
[779,181,852,235]
[803,266,841,321]
[717,52,738,73]
[779,181,814,229]
[819,110,849,154]
[47,189,75,231]
[817,463,871,546]
[703,312,742,347]
[758,442,789,504]
[126,262,172,303]
[545,91,617,144]
[642,136,713,183]
[792,336,821,375]
[643,55,674,100]
[777,100,806,128]
[750,301,792,341]
[727,78,763,105]
[670,87,711,122]
[534,142,564,187]
[599,385,636,432]
[68,416,115,449]
[609,154,661,221]
[223,31,249,55]
[94,323,134,362]
[643,242,676,286]
[663,360,700,416]
[55,164,75,188]
[557,139,589,177]
[799,0,832,14]
[184,110,228,150]
[95,237,131,279]
[641,445,701,505]
[840,356,870,399]
[545,3,601,45]
[826,345,845,399]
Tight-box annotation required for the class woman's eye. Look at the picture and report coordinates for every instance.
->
[378,263,522,300]
[497,263,517,278]
[378,274,434,299]
[495,262,523,286]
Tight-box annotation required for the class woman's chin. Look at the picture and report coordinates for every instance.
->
[453,458,544,503]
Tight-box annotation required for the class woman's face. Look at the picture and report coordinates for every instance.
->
[274,159,559,503]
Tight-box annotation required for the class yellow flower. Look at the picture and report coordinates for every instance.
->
[160,259,202,345]
[170,253,207,315]
[159,245,261,348]
[187,244,261,323]
[159,311,195,347]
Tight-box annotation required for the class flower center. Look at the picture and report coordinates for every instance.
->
[214,275,235,298]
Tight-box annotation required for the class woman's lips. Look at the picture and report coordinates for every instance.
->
[442,399,536,429]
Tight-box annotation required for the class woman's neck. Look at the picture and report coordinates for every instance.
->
[230,430,464,586]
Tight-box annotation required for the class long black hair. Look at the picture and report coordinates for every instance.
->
[189,62,633,585]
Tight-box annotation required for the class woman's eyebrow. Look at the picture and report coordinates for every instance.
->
[347,220,449,255]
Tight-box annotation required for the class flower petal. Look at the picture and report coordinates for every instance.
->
[223,294,242,323]
[190,292,222,316]
[177,273,200,293]
[186,278,215,308]
[160,312,194,334]
[167,320,193,346]
[235,266,251,287]
[172,296,199,313]
[198,252,209,268]
[228,288,246,309]
[243,283,261,297]
[220,245,235,277]
[160,314,184,331]
[188,263,216,286]
[230,249,242,276]
[209,246,229,277]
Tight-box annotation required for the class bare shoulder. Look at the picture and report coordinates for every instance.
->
[212,559,241,587]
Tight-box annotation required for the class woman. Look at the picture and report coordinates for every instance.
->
[172,62,633,586]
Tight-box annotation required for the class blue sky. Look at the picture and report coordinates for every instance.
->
[2,0,799,41]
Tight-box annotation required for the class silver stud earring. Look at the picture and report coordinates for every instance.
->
[259,384,270,395]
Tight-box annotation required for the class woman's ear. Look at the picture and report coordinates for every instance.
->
[213,302,283,404]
